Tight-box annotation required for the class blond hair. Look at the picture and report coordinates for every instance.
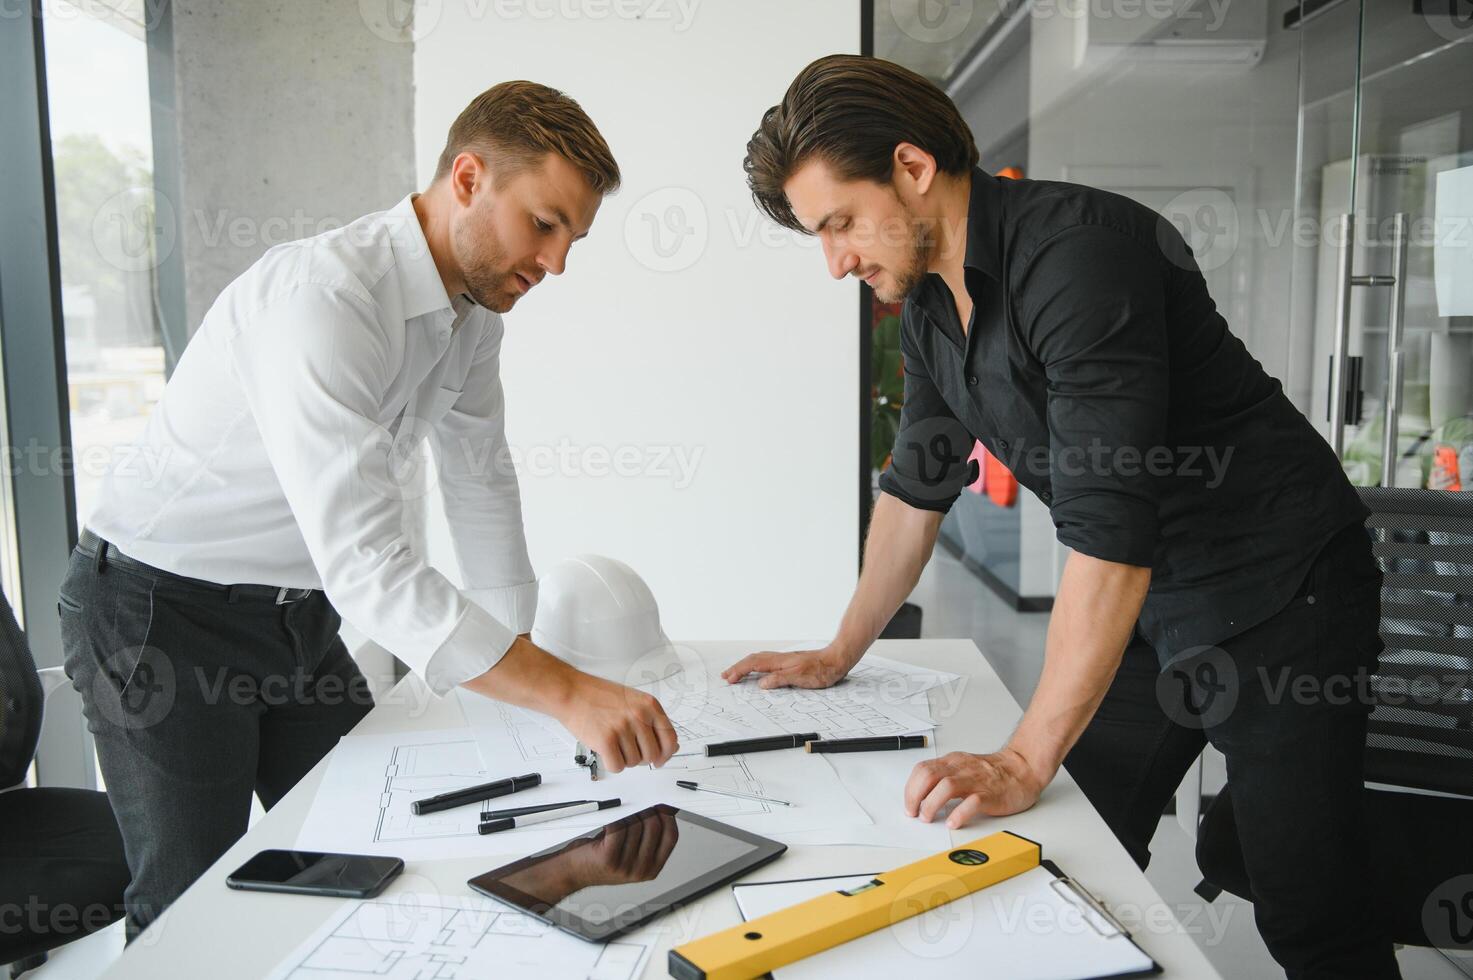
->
[433,80,620,193]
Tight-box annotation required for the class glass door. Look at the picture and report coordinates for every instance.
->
[1289,0,1473,491]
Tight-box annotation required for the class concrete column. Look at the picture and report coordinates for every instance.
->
[156,0,415,332]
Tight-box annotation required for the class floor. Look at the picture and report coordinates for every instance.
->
[21,547,1473,979]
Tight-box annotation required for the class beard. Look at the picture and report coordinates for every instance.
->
[873,210,933,304]
[452,210,521,313]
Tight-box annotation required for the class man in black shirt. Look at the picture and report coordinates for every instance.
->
[723,55,1397,979]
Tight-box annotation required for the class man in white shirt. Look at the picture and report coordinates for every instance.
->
[60,81,677,940]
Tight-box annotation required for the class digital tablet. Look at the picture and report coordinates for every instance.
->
[468,803,787,942]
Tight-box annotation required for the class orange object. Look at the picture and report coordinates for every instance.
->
[968,442,1018,506]
[1432,445,1463,491]
[986,450,1019,507]
[996,166,1024,180]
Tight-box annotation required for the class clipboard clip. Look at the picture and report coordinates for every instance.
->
[1049,875,1131,939]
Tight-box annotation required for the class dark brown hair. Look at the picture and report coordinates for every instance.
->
[433,80,621,194]
[744,55,979,233]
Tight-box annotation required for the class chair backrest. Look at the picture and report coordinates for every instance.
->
[1359,487,1473,797]
[0,588,43,789]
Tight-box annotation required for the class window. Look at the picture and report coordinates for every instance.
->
[43,0,169,526]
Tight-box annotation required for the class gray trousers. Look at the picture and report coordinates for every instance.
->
[60,536,374,940]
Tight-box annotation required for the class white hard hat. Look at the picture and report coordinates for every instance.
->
[531,555,674,682]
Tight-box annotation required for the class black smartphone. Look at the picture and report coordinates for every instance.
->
[225,849,404,899]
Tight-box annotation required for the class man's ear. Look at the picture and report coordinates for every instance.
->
[892,142,938,197]
[449,151,485,205]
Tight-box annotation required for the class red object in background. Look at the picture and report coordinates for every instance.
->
[966,441,986,494]
[985,449,1018,507]
[1432,445,1463,491]
[996,166,1024,180]
[967,441,1018,507]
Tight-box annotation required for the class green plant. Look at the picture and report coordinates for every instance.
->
[871,311,904,472]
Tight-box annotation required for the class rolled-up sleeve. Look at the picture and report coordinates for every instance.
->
[876,305,976,513]
[432,314,538,645]
[1018,226,1168,567]
[227,284,518,695]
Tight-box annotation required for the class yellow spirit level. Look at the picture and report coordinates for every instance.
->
[668,830,1042,980]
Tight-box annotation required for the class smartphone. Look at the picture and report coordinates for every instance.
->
[225,849,404,899]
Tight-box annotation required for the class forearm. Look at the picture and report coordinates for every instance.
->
[832,492,945,658]
[459,635,578,716]
[1006,550,1151,782]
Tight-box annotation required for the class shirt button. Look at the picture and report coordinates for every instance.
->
[1041,490,1053,503]
[997,439,1009,451]
[967,374,979,387]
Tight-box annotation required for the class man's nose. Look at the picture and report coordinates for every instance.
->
[538,241,570,277]
[824,241,858,281]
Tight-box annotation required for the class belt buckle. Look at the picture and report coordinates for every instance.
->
[275,587,307,605]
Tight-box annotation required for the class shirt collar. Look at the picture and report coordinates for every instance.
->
[962,167,1003,283]
[384,194,456,321]
[908,168,1004,327]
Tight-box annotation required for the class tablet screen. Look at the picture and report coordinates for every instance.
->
[469,804,786,941]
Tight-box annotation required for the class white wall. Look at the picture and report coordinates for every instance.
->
[413,0,862,642]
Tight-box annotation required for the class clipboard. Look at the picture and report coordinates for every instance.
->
[728,859,1161,980]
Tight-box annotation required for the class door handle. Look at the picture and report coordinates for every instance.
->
[1327,212,1408,465]
[1328,214,1356,456]
[1379,213,1409,488]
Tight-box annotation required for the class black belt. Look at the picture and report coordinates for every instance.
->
[78,529,318,604]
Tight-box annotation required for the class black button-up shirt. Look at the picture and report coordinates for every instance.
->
[878,169,1368,666]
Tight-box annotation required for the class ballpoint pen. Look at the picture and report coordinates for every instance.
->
[674,733,820,757]
[480,799,591,821]
[676,779,792,807]
[805,735,929,754]
[479,798,621,834]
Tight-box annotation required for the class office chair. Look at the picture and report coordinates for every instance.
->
[1193,487,1473,956]
[0,591,130,978]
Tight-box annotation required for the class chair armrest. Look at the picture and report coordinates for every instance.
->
[1175,751,1204,840]
[36,665,71,700]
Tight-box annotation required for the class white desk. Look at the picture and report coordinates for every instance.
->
[102,640,1223,979]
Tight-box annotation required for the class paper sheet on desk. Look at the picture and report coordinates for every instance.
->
[454,651,951,754]
[760,646,963,701]
[264,892,652,980]
[780,727,952,852]
[732,865,1156,980]
[631,653,949,742]
[294,724,874,861]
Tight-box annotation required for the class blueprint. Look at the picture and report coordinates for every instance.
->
[265,893,650,980]
[454,653,952,759]
[295,723,872,861]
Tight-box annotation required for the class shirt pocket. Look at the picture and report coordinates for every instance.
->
[428,385,462,424]
[389,385,462,466]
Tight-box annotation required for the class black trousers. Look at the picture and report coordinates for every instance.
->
[59,537,374,941]
[1064,520,1400,979]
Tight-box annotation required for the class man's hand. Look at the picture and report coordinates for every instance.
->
[720,494,945,692]
[903,749,1049,829]
[460,635,679,772]
[721,645,859,690]
[555,672,680,773]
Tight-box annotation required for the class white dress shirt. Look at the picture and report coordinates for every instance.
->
[87,194,536,694]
